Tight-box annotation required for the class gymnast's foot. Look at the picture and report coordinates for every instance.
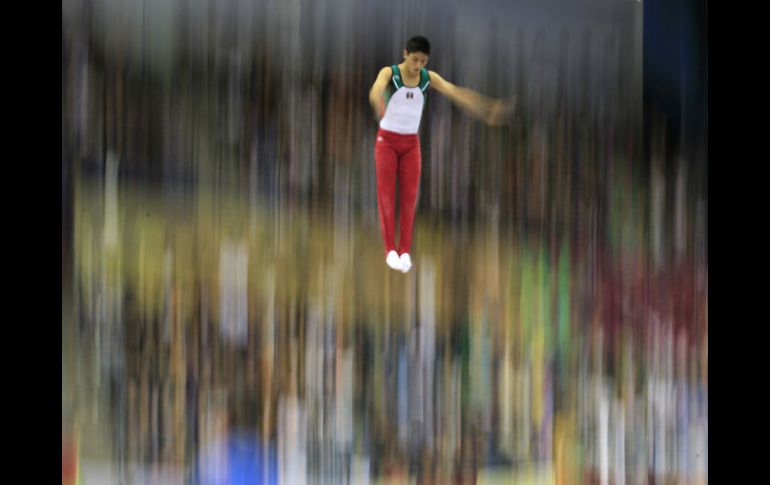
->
[386,250,403,271]
[399,253,412,273]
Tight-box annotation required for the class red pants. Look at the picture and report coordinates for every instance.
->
[374,128,422,256]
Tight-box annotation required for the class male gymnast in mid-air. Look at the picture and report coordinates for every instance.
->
[369,35,514,273]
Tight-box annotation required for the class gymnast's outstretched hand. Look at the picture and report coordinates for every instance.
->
[485,97,516,127]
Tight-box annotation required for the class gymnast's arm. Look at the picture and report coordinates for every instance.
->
[369,66,392,121]
[428,70,514,126]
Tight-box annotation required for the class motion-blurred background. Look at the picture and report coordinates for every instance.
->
[61,0,707,483]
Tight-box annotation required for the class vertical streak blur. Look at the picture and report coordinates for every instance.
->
[62,0,707,483]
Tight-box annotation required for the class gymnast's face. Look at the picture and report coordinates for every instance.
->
[402,50,429,76]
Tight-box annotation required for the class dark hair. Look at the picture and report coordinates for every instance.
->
[405,36,431,56]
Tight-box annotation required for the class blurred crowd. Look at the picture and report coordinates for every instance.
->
[62,0,706,483]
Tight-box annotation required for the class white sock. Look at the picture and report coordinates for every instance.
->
[399,253,412,273]
[386,251,403,271]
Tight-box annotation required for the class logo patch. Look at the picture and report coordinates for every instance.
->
[406,92,414,99]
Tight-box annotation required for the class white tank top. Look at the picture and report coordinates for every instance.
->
[379,65,431,135]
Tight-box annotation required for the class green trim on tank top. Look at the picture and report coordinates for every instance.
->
[390,65,431,92]
[419,68,430,92]
[391,64,404,89]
